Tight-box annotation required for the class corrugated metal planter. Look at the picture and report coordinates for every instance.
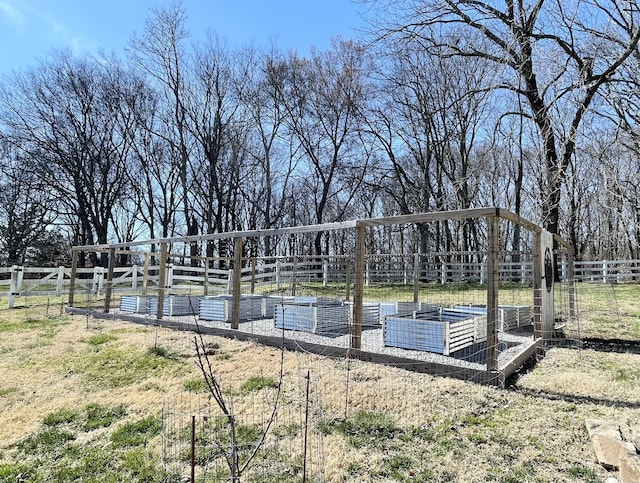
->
[148,295,202,316]
[274,299,350,336]
[450,305,532,331]
[199,295,266,322]
[120,295,154,313]
[119,295,201,316]
[384,308,487,355]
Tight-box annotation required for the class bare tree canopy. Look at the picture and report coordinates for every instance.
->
[369,0,640,235]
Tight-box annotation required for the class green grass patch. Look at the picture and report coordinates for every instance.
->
[0,463,36,481]
[0,387,17,397]
[183,377,207,392]
[110,415,162,448]
[566,465,599,482]
[15,426,76,453]
[597,359,640,382]
[84,403,128,431]
[0,317,69,334]
[43,403,127,431]
[241,375,278,393]
[43,407,83,427]
[86,333,117,345]
[319,410,402,448]
[68,346,183,388]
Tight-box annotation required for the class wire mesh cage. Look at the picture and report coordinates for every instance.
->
[67,208,576,385]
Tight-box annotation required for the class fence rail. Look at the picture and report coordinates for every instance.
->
[1,258,638,309]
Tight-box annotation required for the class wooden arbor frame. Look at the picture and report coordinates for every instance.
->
[68,207,575,374]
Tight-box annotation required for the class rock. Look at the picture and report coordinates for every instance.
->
[585,420,636,470]
[619,452,640,483]
[620,425,640,453]
[604,477,619,483]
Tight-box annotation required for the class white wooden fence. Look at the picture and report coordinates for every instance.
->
[1,258,638,309]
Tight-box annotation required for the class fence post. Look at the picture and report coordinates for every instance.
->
[351,226,366,350]
[276,261,281,291]
[56,266,65,295]
[92,267,104,295]
[365,260,370,287]
[323,259,329,287]
[142,252,150,295]
[103,247,116,313]
[602,260,608,284]
[167,263,174,291]
[486,218,499,376]
[8,265,22,309]
[156,242,168,320]
[231,236,243,330]
[413,253,420,303]
[68,250,78,307]
[131,264,138,291]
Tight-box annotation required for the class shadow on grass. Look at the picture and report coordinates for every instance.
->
[511,386,640,409]
[582,338,640,354]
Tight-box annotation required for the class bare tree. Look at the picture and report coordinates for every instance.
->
[277,39,371,256]
[362,39,492,253]
[370,0,640,235]
[0,52,137,266]
[0,147,55,265]
[128,2,193,239]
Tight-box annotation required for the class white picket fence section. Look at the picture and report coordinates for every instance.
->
[1,258,639,309]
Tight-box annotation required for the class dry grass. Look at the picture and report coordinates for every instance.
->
[0,300,638,482]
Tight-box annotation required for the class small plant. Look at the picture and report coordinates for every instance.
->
[147,345,176,359]
[240,375,278,393]
[110,415,162,448]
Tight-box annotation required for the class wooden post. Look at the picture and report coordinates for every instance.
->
[142,252,150,295]
[231,236,243,330]
[485,217,499,374]
[250,257,256,295]
[568,250,576,319]
[203,256,210,296]
[351,226,366,350]
[157,242,168,320]
[68,249,79,307]
[103,247,116,313]
[413,253,420,304]
[533,230,555,340]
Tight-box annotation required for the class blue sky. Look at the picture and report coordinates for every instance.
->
[0,1,367,75]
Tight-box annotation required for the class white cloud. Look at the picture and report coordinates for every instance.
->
[0,1,24,25]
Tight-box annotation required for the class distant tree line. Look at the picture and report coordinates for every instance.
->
[1,1,640,266]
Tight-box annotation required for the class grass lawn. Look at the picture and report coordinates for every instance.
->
[0,282,638,481]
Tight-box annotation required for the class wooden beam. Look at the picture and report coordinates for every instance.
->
[156,242,168,320]
[231,237,243,330]
[485,216,499,374]
[351,226,366,350]
[68,249,79,307]
[103,247,116,313]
